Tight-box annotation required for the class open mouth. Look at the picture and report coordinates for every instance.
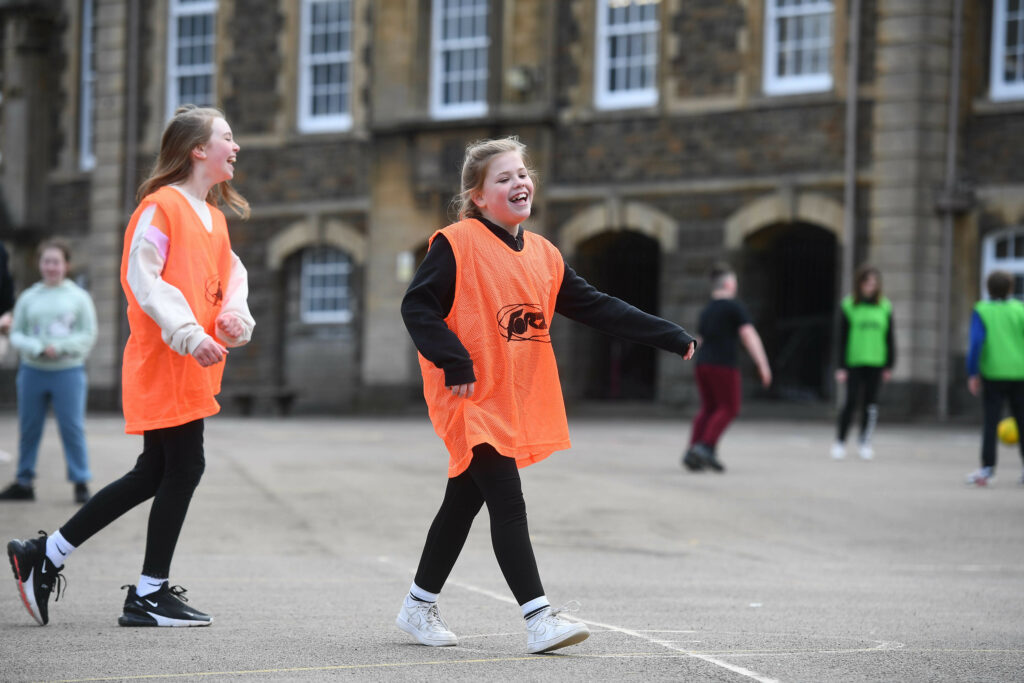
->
[510,191,529,205]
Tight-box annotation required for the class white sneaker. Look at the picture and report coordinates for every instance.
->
[526,604,590,654]
[830,442,846,460]
[396,596,458,646]
[965,467,994,487]
[858,443,874,460]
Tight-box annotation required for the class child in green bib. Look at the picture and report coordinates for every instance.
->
[832,265,895,461]
[965,270,1024,486]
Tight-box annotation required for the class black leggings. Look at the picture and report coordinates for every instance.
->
[837,367,883,443]
[60,419,205,578]
[414,444,544,606]
[980,379,1024,470]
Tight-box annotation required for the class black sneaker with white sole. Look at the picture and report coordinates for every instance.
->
[7,531,66,626]
[118,582,212,627]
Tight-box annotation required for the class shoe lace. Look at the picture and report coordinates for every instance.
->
[168,585,190,603]
[37,531,67,603]
[537,600,581,623]
[423,602,449,631]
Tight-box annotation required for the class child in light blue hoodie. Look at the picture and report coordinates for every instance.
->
[0,239,97,503]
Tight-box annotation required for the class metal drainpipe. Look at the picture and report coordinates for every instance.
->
[838,0,861,400]
[937,0,964,419]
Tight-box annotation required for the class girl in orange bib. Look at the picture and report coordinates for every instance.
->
[7,106,254,628]
[396,137,696,654]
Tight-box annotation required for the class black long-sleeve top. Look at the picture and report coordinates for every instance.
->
[401,218,696,386]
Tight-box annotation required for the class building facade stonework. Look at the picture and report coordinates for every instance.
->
[1,0,1020,418]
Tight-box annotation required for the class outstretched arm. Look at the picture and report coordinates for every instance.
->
[556,262,695,357]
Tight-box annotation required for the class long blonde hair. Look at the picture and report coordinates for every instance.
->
[137,105,250,219]
[454,136,537,221]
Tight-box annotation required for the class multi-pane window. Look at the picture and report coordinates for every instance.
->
[763,0,834,95]
[431,0,489,118]
[166,0,217,119]
[79,0,96,170]
[595,0,659,109]
[301,247,353,323]
[299,0,353,132]
[982,229,1024,300]
[992,0,1024,101]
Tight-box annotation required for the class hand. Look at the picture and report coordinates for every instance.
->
[759,367,772,388]
[681,341,696,361]
[42,345,59,359]
[882,369,892,383]
[968,375,980,396]
[192,337,228,367]
[448,382,475,399]
[216,313,244,339]
[835,369,847,383]
[0,312,11,334]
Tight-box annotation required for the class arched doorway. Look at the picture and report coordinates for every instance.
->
[740,222,836,401]
[573,230,660,400]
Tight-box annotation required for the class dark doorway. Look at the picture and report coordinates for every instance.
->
[573,231,660,400]
[740,223,837,401]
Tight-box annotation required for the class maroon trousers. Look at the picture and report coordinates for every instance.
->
[689,364,741,449]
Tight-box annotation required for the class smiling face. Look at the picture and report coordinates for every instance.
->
[39,247,68,286]
[471,151,534,232]
[197,117,239,184]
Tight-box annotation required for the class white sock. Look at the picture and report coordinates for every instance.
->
[45,531,75,568]
[521,595,549,619]
[136,575,166,597]
[408,582,439,603]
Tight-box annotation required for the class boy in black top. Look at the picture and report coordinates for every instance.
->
[684,263,771,472]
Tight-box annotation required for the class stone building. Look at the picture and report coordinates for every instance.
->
[0,0,1021,418]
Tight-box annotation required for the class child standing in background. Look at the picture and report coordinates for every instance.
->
[966,269,1024,486]
[399,136,696,654]
[832,265,895,461]
[0,239,97,503]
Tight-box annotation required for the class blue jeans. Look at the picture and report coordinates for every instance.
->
[16,365,91,486]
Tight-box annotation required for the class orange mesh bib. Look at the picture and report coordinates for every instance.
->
[119,186,234,434]
[419,219,571,477]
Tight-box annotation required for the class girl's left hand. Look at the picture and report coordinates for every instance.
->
[448,382,475,399]
[882,369,892,382]
[681,341,696,361]
[217,313,244,339]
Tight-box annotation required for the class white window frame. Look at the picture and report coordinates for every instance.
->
[430,0,490,119]
[991,0,1024,101]
[166,0,218,120]
[763,0,834,96]
[298,0,353,133]
[594,0,660,110]
[301,246,354,324]
[981,228,1024,300]
[79,0,96,171]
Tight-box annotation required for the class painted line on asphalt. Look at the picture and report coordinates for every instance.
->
[425,565,781,683]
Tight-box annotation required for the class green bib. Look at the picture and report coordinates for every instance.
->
[842,296,891,368]
[975,299,1024,380]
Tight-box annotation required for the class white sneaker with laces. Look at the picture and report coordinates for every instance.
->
[830,442,846,460]
[965,467,994,486]
[396,597,458,646]
[858,443,874,460]
[526,604,590,654]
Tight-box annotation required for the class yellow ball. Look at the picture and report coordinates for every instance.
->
[998,417,1019,445]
